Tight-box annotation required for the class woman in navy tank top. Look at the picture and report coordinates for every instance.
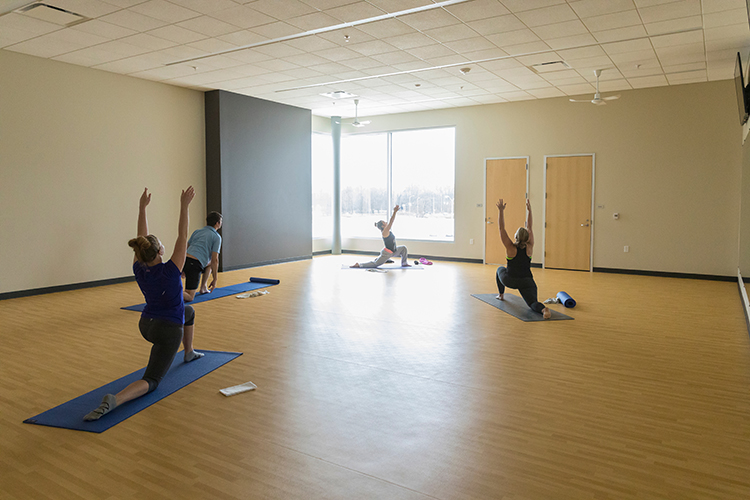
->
[84,187,204,421]
[495,198,551,319]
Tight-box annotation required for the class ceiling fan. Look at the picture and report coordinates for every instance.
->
[351,99,370,127]
[569,69,621,106]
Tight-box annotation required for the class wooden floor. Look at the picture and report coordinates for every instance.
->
[2,255,749,499]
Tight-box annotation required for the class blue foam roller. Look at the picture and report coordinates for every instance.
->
[557,291,576,308]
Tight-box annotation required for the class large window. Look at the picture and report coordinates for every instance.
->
[312,133,332,240]
[341,127,455,241]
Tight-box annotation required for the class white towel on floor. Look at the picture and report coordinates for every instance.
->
[220,381,257,396]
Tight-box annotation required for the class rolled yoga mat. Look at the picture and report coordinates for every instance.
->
[557,291,576,308]
[122,281,279,311]
[23,350,242,433]
[249,277,281,285]
[472,293,573,322]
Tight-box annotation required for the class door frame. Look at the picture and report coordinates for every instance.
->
[483,156,530,265]
[542,153,596,271]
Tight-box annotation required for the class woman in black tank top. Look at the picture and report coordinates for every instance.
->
[350,205,411,268]
[495,198,550,319]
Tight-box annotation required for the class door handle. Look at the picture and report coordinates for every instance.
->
[581,223,589,227]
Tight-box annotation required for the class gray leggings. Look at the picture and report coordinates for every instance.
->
[358,246,409,268]
[496,267,545,314]
[138,305,195,392]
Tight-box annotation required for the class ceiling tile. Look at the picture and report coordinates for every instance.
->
[316,45,366,61]
[167,0,243,15]
[501,0,566,12]
[545,33,597,50]
[502,40,552,55]
[249,21,303,38]
[285,34,340,51]
[444,36,497,54]
[628,73,668,87]
[582,10,641,32]
[187,37,238,53]
[217,30,268,46]
[665,69,707,84]
[592,24,647,43]
[703,8,749,28]
[515,4,578,27]
[423,23,480,43]
[637,0,701,24]
[100,9,169,31]
[486,28,540,48]
[406,43,459,59]
[252,42,307,58]
[356,18,416,38]
[286,11,342,30]
[644,15,702,35]
[129,0,202,23]
[177,15,240,36]
[148,24,207,44]
[445,0,510,21]
[247,0,319,20]
[386,32,439,50]
[399,8,462,31]
[340,55,389,70]
[527,86,566,97]
[208,5,276,28]
[532,20,589,40]
[569,0,637,18]
[467,14,525,36]
[93,52,171,73]
[702,0,747,13]
[602,38,653,54]
[650,30,703,47]
[325,1,387,22]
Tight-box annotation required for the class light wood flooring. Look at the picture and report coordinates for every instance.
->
[1,255,749,499]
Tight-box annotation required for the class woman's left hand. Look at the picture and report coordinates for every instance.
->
[181,186,195,207]
[139,188,151,209]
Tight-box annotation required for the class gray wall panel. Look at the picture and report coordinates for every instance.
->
[205,90,312,270]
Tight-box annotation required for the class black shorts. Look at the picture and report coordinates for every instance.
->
[183,257,204,291]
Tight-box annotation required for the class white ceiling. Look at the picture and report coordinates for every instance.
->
[2,0,750,120]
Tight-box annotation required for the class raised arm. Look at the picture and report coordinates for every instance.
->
[525,198,535,248]
[170,186,195,272]
[382,205,400,237]
[137,188,150,237]
[496,199,515,253]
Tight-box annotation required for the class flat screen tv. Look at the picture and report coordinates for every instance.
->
[735,51,749,125]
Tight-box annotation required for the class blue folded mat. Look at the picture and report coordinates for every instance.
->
[557,291,576,308]
[250,277,280,285]
[23,350,241,433]
[122,281,278,311]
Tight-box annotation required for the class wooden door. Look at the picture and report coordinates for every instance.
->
[544,155,593,271]
[485,158,527,265]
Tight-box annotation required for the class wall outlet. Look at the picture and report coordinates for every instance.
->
[470,238,474,245]
[624,245,629,252]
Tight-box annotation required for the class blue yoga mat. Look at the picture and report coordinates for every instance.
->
[557,291,576,308]
[122,281,278,312]
[23,350,241,433]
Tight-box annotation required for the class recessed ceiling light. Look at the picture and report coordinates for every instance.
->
[459,67,471,75]
[321,90,357,99]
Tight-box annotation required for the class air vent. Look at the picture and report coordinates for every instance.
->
[18,3,88,26]
[531,61,571,73]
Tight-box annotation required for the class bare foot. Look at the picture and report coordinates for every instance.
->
[542,307,551,319]
[350,263,360,268]
[199,288,210,294]
[496,294,504,300]
[402,263,411,267]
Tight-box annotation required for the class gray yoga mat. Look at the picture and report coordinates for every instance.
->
[471,293,574,322]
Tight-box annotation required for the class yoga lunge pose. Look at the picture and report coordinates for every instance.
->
[495,198,551,319]
[350,205,411,268]
[183,211,222,302]
[84,187,204,421]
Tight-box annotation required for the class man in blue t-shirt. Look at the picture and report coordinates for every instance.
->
[183,211,222,302]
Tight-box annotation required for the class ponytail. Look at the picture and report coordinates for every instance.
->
[128,235,160,264]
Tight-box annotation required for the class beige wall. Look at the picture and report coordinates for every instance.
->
[0,50,205,294]
[318,80,742,276]
[1,48,742,296]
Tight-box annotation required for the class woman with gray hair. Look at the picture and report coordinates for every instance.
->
[495,198,550,319]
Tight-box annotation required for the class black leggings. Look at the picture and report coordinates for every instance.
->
[496,267,545,314]
[138,305,195,392]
